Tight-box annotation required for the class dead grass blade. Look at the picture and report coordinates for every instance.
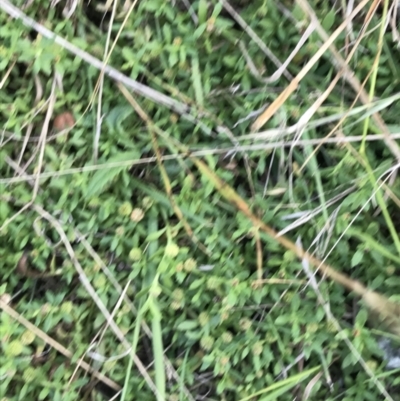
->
[296,0,400,161]
[0,0,188,114]
[117,83,210,255]
[251,0,370,131]
[0,298,121,393]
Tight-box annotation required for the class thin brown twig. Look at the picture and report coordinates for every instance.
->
[117,82,210,255]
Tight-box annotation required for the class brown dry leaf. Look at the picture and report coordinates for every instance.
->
[53,111,75,131]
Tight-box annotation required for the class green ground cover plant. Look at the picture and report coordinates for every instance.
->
[2,0,400,400]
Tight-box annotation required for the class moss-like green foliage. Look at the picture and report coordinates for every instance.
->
[2,1,400,400]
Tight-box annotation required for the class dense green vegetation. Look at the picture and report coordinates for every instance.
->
[2,0,400,400]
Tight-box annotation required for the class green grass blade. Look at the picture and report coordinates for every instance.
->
[238,366,320,401]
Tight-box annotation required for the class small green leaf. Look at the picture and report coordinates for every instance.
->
[356,308,368,327]
[85,168,124,198]
[189,279,204,290]
[351,249,364,267]
[322,10,335,31]
[191,55,204,106]
[198,0,208,24]
[275,315,289,325]
[85,151,139,198]
[39,387,50,400]
[121,47,137,62]
[146,228,167,242]
[176,320,199,331]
